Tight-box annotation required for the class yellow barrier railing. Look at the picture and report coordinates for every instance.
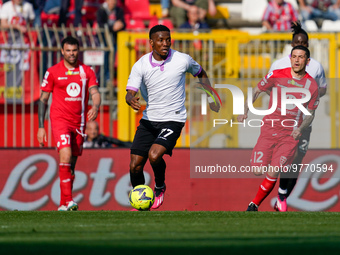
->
[117,30,339,148]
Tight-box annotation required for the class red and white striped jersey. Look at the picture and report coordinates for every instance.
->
[262,0,298,31]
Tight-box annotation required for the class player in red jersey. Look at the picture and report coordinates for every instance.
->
[237,45,319,212]
[37,36,101,211]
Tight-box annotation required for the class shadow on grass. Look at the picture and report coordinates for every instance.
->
[1,238,339,255]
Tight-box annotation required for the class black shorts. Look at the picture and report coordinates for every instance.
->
[297,126,312,157]
[131,119,185,157]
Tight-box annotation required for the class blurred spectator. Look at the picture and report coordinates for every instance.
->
[262,0,299,31]
[58,0,83,27]
[170,0,209,27]
[298,0,340,21]
[0,0,35,33]
[180,5,209,50]
[96,0,125,40]
[81,0,104,26]
[26,0,46,26]
[179,5,209,29]
[84,121,132,148]
[161,0,170,17]
[44,0,60,14]
[96,0,125,81]
[208,0,216,17]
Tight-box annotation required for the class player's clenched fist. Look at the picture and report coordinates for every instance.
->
[291,128,302,140]
[237,114,248,122]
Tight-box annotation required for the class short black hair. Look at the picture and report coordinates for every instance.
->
[291,45,310,59]
[291,21,309,42]
[149,25,170,39]
[61,36,79,49]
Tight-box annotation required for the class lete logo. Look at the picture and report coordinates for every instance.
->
[66,82,81,97]
[0,154,151,210]
[271,154,340,211]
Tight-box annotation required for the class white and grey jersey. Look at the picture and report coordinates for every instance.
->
[126,49,202,122]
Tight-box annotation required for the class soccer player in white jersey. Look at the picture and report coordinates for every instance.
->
[269,21,327,212]
[126,25,220,210]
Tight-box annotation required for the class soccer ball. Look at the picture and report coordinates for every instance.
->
[129,185,155,211]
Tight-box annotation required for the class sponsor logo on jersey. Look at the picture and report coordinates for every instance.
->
[44,71,49,79]
[288,79,303,87]
[66,82,81,97]
[266,72,273,79]
[58,77,68,80]
[41,80,48,87]
[285,94,297,110]
[65,70,80,75]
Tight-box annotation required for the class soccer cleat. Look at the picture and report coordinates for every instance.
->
[246,202,258,211]
[274,201,278,211]
[151,185,166,209]
[58,205,68,211]
[276,196,287,212]
[66,201,78,211]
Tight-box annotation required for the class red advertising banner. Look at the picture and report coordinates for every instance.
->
[0,148,339,211]
[0,31,40,104]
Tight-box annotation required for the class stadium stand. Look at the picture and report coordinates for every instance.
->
[148,17,174,29]
[304,19,319,32]
[125,18,146,30]
[321,19,340,31]
[124,0,153,20]
[241,0,267,22]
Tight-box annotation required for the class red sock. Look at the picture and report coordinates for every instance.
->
[252,174,277,206]
[59,163,72,205]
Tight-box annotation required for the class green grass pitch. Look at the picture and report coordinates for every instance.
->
[0,211,339,254]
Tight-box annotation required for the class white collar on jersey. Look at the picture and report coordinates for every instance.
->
[149,49,172,71]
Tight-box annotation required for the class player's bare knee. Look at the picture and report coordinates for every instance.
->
[148,151,162,165]
[130,160,143,174]
[60,155,72,164]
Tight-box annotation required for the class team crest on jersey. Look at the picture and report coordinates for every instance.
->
[266,72,273,79]
[280,156,287,165]
[66,82,81,97]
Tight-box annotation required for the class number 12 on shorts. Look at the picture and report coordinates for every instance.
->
[253,151,263,163]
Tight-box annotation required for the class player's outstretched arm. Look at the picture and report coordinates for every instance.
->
[37,91,50,147]
[197,69,220,113]
[126,90,140,111]
[88,86,101,121]
[291,108,315,140]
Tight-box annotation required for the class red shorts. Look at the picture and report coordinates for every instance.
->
[251,130,299,167]
[51,122,85,156]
